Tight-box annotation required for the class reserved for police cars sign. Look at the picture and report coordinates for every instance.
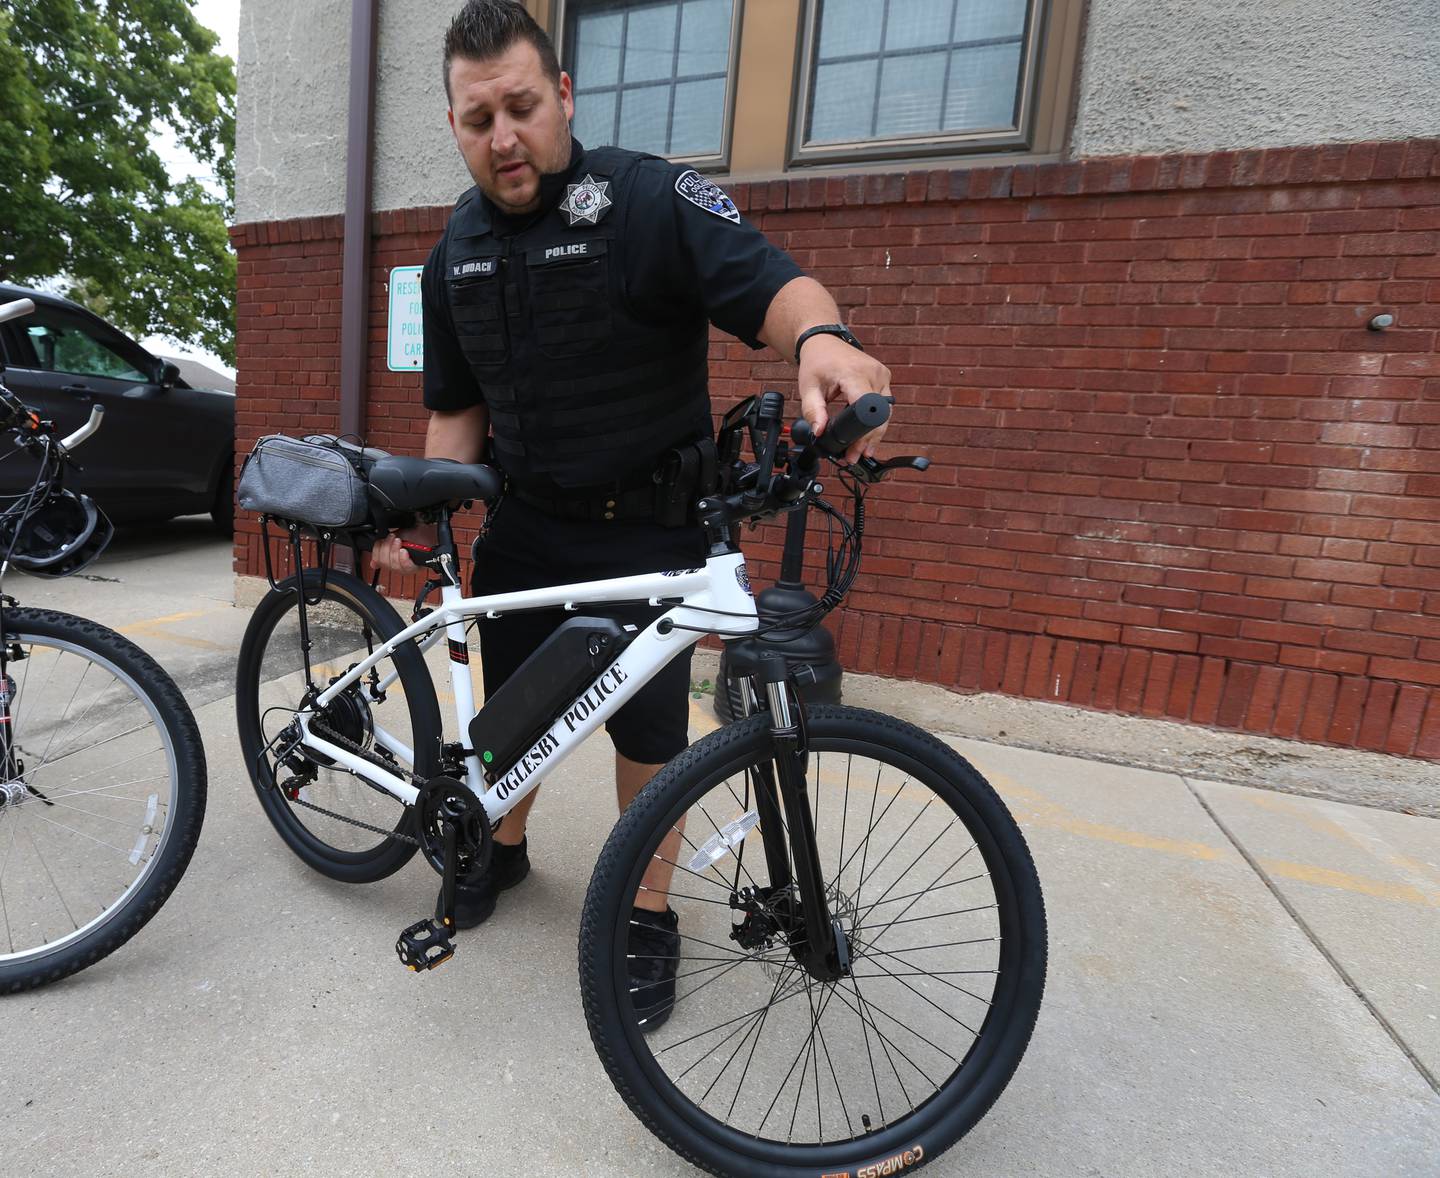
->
[387,265,424,371]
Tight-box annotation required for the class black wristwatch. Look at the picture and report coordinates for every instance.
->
[794,323,863,364]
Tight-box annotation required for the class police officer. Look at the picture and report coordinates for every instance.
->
[374,0,891,1029]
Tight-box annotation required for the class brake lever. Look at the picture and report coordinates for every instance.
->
[847,454,930,485]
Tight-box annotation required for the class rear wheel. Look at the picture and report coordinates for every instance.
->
[0,608,206,993]
[235,569,442,883]
[580,704,1046,1177]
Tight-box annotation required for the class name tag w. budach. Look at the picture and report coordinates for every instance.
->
[449,258,497,279]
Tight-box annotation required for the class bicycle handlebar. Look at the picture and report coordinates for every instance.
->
[58,404,105,450]
[814,393,892,457]
[0,298,35,325]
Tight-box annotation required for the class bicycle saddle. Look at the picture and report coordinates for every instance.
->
[367,456,503,512]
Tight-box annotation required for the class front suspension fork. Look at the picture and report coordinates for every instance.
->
[746,655,845,982]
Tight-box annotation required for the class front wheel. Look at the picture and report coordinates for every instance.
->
[0,608,206,993]
[579,704,1046,1178]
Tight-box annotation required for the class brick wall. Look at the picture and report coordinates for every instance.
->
[232,137,1440,759]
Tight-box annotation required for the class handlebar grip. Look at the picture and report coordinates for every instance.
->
[815,393,892,457]
[0,298,35,326]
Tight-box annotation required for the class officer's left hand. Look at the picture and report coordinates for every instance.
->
[797,335,893,463]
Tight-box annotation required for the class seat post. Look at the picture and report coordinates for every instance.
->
[433,506,462,588]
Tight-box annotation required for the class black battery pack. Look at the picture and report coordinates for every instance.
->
[469,616,636,779]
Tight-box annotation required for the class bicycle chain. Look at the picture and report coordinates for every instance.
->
[282,718,423,846]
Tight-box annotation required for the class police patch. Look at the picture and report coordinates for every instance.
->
[675,169,740,224]
[560,174,613,226]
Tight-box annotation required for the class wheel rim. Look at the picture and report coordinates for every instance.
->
[609,733,1026,1158]
[0,631,180,966]
[248,590,424,856]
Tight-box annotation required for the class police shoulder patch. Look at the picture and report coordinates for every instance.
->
[675,169,740,224]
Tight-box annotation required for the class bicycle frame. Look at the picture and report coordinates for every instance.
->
[292,550,757,822]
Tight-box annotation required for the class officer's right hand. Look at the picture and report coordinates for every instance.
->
[372,525,439,573]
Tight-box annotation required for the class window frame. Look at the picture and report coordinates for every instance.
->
[554,0,747,173]
[788,0,1052,168]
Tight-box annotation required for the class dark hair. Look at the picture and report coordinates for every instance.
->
[443,0,562,101]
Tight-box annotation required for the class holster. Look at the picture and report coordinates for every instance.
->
[653,438,718,527]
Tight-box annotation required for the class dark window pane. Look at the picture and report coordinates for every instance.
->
[618,84,670,154]
[573,92,617,147]
[808,58,879,142]
[624,3,679,84]
[884,0,955,52]
[875,51,948,138]
[573,10,623,88]
[945,40,1024,131]
[677,0,731,76]
[670,76,726,155]
[24,319,146,381]
[817,0,883,58]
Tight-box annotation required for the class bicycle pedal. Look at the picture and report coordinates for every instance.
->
[395,917,455,972]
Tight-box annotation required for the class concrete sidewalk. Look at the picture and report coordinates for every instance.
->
[3,526,1438,1175]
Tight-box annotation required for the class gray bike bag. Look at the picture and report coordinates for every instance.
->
[237,434,389,529]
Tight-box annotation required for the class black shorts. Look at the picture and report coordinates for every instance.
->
[471,498,706,765]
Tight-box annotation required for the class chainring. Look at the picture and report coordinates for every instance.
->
[415,775,492,884]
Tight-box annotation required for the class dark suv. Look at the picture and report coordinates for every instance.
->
[0,283,234,530]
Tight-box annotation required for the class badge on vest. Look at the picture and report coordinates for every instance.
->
[675,170,740,224]
[560,174,613,226]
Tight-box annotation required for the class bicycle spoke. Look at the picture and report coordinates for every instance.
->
[851,949,983,1037]
[0,821,17,953]
[655,972,812,1058]
[28,797,159,830]
[852,938,995,1008]
[25,823,79,933]
[851,869,987,920]
[25,810,138,858]
[856,846,985,955]
[847,969,916,1117]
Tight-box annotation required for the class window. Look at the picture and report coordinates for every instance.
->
[560,0,742,166]
[19,310,149,382]
[795,0,1044,164]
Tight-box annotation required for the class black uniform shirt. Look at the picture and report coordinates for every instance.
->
[420,140,803,416]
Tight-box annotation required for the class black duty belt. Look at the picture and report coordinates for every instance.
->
[510,483,657,523]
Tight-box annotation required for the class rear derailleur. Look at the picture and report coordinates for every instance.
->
[395,776,491,973]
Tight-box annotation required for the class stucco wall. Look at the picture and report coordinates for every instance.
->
[1072,0,1440,158]
[235,0,352,223]
[372,0,474,213]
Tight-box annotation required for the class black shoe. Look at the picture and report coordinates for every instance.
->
[435,837,530,930]
[628,906,680,1033]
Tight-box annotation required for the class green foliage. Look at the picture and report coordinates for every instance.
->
[0,0,236,364]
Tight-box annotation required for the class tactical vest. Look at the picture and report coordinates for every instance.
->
[440,146,712,491]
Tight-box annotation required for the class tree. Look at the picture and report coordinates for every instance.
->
[0,0,236,364]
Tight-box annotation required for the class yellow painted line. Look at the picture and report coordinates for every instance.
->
[117,608,217,632]
[121,627,227,651]
[995,779,1228,862]
[1240,791,1440,892]
[1260,859,1440,909]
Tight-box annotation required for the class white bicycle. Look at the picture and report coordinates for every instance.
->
[235,392,1046,1178]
